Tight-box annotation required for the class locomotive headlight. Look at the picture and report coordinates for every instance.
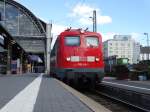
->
[66,57,71,61]
[95,58,100,61]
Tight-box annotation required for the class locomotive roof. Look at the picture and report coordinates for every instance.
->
[59,28,101,36]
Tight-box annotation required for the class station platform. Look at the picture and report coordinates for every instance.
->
[34,77,111,112]
[102,77,150,94]
[0,74,111,112]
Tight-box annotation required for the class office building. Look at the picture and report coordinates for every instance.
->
[103,35,140,64]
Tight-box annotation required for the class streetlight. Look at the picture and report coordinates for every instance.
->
[144,33,149,47]
[144,33,149,60]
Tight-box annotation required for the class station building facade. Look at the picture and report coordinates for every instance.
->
[0,0,46,73]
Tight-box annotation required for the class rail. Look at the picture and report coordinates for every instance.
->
[96,83,150,112]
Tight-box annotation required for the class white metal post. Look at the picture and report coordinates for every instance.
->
[46,23,52,75]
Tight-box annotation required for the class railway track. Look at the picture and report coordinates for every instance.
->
[83,91,139,112]
[77,82,150,112]
[92,84,150,112]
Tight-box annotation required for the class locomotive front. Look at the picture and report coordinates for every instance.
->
[58,29,104,86]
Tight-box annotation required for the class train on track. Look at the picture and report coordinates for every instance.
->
[50,28,104,87]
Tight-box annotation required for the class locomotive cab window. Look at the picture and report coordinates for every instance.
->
[65,36,80,46]
[85,36,99,47]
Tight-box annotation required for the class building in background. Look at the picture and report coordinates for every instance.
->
[140,46,150,61]
[0,37,7,74]
[103,35,140,64]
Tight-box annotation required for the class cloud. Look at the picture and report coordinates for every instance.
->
[70,3,96,18]
[130,32,146,46]
[97,15,112,24]
[101,32,119,42]
[69,3,112,25]
[52,24,67,35]
[130,32,141,40]
[51,24,67,48]
[102,32,146,46]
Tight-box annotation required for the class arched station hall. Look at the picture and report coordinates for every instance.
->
[0,0,46,74]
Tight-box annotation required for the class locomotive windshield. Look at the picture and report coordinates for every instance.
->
[85,36,99,47]
[65,36,80,46]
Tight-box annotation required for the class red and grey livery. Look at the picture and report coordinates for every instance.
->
[50,28,104,86]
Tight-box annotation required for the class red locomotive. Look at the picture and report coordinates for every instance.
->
[50,28,104,86]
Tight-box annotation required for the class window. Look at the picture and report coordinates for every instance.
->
[109,43,112,45]
[121,43,124,46]
[0,2,41,36]
[128,43,130,46]
[85,36,99,47]
[65,36,80,46]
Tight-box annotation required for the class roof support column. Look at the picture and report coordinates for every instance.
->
[45,23,52,75]
[6,41,12,74]
[18,50,23,74]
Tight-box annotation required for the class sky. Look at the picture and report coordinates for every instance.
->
[16,0,150,46]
